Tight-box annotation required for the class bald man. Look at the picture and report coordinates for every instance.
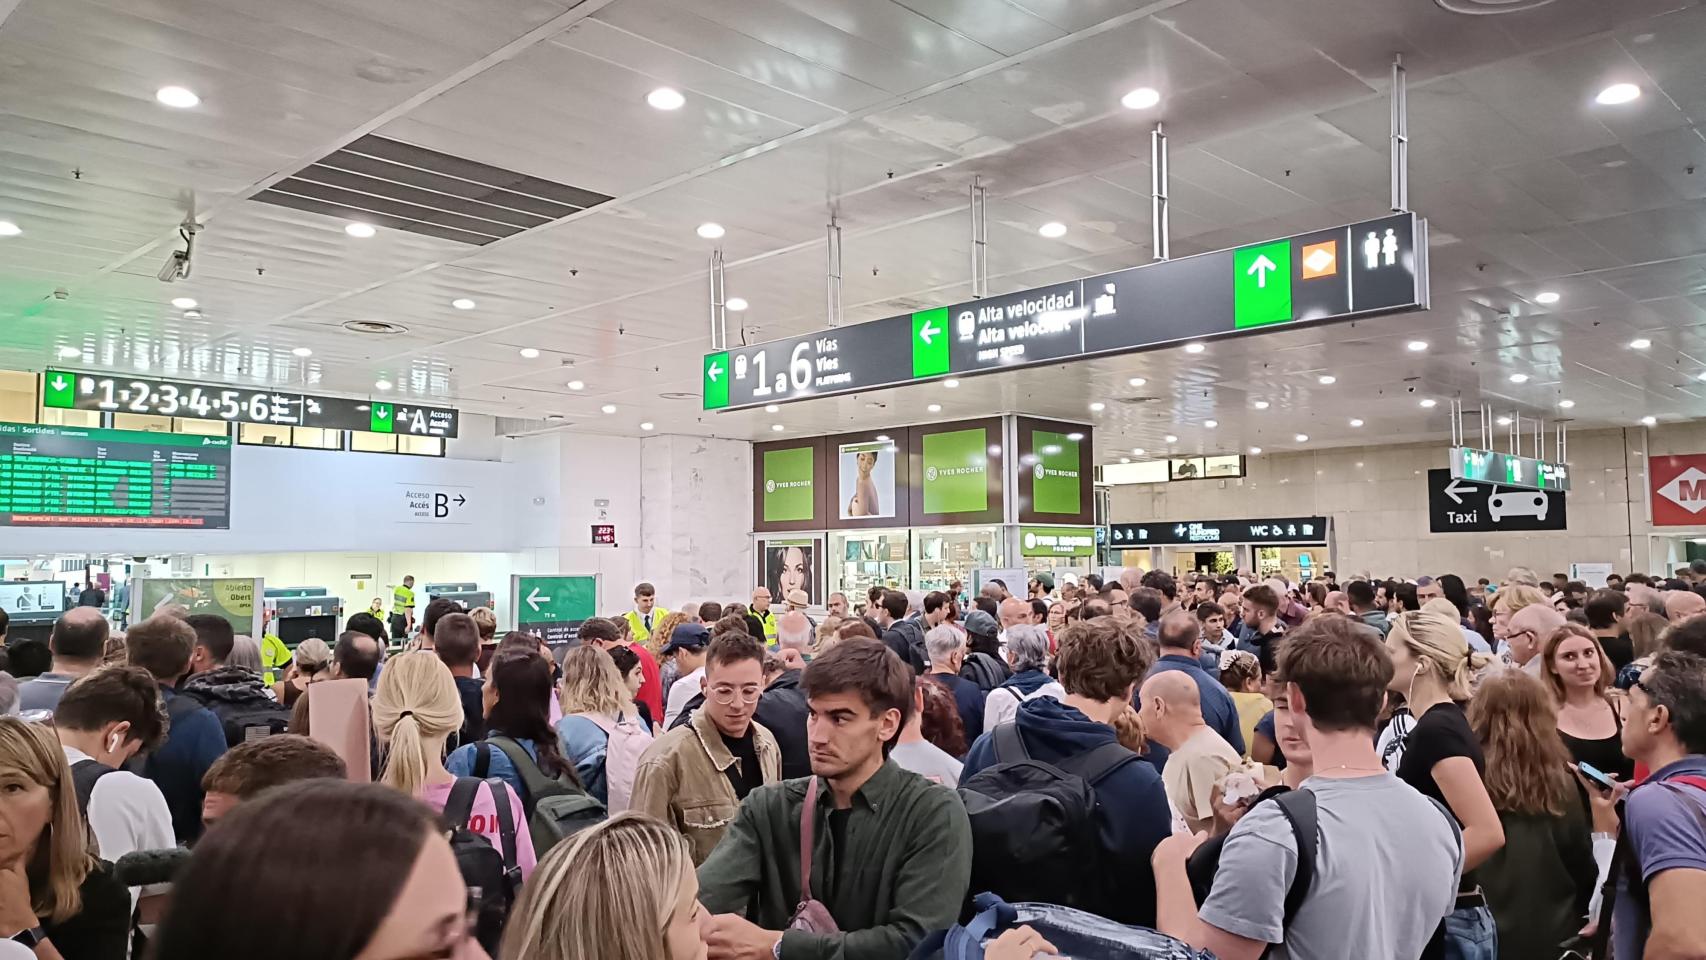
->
[1138,671,1242,833]
[998,597,1032,634]
[1663,589,1706,625]
[1506,602,1567,676]
[18,606,111,712]
[1324,590,1350,615]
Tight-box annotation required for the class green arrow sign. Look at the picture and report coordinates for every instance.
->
[1234,239,1293,329]
[513,574,599,643]
[369,401,394,433]
[911,308,950,378]
[42,369,75,408]
[703,352,729,410]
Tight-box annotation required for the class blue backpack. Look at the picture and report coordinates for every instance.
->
[909,894,1216,960]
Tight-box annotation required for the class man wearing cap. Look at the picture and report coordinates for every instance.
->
[960,609,1010,691]
[783,588,817,632]
[662,623,712,729]
[1030,572,1057,607]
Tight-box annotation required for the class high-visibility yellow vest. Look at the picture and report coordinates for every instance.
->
[754,609,778,646]
[623,607,669,644]
[393,584,416,612]
[260,633,292,687]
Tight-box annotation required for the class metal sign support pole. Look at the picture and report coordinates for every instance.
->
[1152,123,1171,261]
[970,175,988,299]
[707,249,727,350]
[826,217,843,328]
[1391,54,1409,213]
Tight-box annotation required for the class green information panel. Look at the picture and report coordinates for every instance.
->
[513,574,599,644]
[762,447,816,522]
[702,352,730,410]
[1233,239,1293,329]
[921,429,989,515]
[1020,526,1096,558]
[1031,431,1082,515]
[369,402,394,433]
[0,421,232,529]
[133,577,259,637]
[911,308,950,378]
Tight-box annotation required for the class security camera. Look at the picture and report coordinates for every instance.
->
[158,221,199,283]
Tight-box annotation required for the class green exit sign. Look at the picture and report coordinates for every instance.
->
[1233,240,1293,329]
[43,370,75,408]
[369,402,394,433]
[703,352,729,410]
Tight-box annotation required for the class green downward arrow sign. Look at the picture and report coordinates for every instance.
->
[43,370,75,408]
[369,402,394,433]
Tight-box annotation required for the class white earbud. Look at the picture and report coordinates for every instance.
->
[107,734,120,755]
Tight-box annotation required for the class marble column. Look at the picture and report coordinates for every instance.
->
[639,435,753,610]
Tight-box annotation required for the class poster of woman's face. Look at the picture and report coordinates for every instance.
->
[764,543,816,605]
[839,440,896,520]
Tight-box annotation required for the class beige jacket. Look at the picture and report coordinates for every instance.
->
[630,705,781,864]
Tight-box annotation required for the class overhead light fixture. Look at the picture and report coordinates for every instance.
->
[1089,401,1106,412]
[696,222,725,240]
[1317,375,1336,385]
[944,379,960,389]
[1249,446,1262,455]
[451,298,476,310]
[1253,400,1270,410]
[1349,418,1365,427]
[927,403,941,413]
[56,346,81,359]
[1295,434,1309,443]
[1132,448,1145,456]
[1534,291,1561,305]
[771,423,785,432]
[291,347,312,358]
[1595,83,1641,106]
[639,422,655,432]
[1407,340,1429,352]
[875,435,890,442]
[566,380,584,391]
[1509,373,1529,383]
[725,297,748,311]
[0,221,20,237]
[519,348,540,359]
[1164,434,1178,444]
[171,297,197,310]
[764,404,779,413]
[1641,415,1658,426]
[1420,398,1437,408]
[1128,377,1147,387]
[374,379,393,392]
[1204,419,1218,429]
[1038,221,1067,239]
[344,222,376,238]
[1121,87,1161,110]
[646,87,686,111]
[155,86,200,108]
[1630,338,1652,350]
[1497,416,1513,426]
[1559,399,1576,409]
[601,404,618,414]
[182,309,202,319]
[1120,457,1131,463]
[1184,342,1205,354]
[1067,432,1084,441]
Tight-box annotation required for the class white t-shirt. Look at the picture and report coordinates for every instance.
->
[890,739,963,786]
[664,666,705,729]
[62,745,176,905]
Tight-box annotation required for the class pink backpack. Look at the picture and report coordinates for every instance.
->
[577,712,652,813]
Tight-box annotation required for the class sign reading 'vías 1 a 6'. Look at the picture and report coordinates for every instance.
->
[704,212,1427,411]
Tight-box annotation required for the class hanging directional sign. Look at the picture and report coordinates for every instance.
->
[1428,469,1566,533]
[705,212,1427,410]
[1449,446,1571,493]
[510,574,599,645]
[42,370,460,437]
[1108,516,1329,547]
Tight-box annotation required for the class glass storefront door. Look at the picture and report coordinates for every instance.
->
[828,529,912,601]
[913,526,1001,593]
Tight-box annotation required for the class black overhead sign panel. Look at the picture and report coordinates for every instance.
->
[1428,469,1567,534]
[1109,517,1330,547]
[704,212,1427,410]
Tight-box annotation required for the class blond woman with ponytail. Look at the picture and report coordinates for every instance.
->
[1385,607,1506,958]
[373,652,538,880]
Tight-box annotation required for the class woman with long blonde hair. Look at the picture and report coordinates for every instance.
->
[1385,608,1506,959]
[374,651,537,880]
[1467,670,1597,960]
[500,812,706,960]
[0,717,130,958]
[1541,622,1634,782]
[558,645,653,810]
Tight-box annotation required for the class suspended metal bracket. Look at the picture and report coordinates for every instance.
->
[825,217,843,328]
[969,175,989,299]
[1390,54,1410,213]
[707,248,727,350]
[1152,123,1170,261]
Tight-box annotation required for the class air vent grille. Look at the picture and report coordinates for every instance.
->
[253,135,614,245]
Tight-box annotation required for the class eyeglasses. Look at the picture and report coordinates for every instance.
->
[1631,676,1656,700]
[710,685,762,705]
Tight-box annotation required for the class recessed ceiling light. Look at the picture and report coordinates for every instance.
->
[1249,446,1262,455]
[291,347,312,358]
[771,423,785,432]
[1349,418,1364,427]
[1509,373,1529,384]
[1121,87,1162,110]
[927,403,941,413]
[1559,399,1576,409]
[1253,400,1270,410]
[646,87,686,111]
[344,222,376,238]
[1420,398,1437,408]
[876,434,890,442]
[451,298,476,310]
[601,404,617,414]
[1595,83,1641,106]
[725,297,748,311]
[171,297,197,310]
[764,404,779,413]
[1164,435,1178,444]
[1407,340,1429,352]
[512,348,538,360]
[1318,375,1336,385]
[1641,415,1657,426]
[1204,419,1218,429]
[1067,432,1085,441]
[1128,377,1147,387]
[696,222,725,240]
[374,379,393,392]
[0,221,20,237]
[1629,338,1652,350]
[1132,448,1145,456]
[1184,342,1205,354]
[1089,401,1106,412]
[1534,291,1561,305]
[182,309,202,320]
[155,86,200,108]
[1038,221,1067,239]
[639,422,655,431]
[544,414,565,422]
[1497,416,1513,426]
[1295,434,1309,443]
[944,379,960,389]
[1120,457,1131,463]
[56,346,81,359]
[566,380,584,391]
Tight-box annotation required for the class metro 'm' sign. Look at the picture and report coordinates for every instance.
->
[1651,454,1706,526]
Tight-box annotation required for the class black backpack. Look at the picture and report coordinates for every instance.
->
[956,723,1139,917]
[474,737,605,856]
[209,700,291,747]
[960,652,1009,693]
[1186,786,1317,957]
[71,758,117,815]
[443,777,522,954]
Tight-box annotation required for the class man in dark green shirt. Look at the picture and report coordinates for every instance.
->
[698,639,972,960]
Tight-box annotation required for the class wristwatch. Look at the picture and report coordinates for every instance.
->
[10,927,45,949]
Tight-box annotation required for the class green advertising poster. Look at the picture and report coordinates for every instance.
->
[1031,430,1082,514]
[135,578,258,636]
[1021,526,1096,558]
[921,428,988,514]
[762,446,816,522]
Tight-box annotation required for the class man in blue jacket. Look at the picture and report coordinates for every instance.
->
[1147,612,1246,758]
[961,617,1173,928]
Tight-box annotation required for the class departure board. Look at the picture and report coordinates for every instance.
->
[0,421,232,528]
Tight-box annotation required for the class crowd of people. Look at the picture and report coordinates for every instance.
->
[0,563,1700,959]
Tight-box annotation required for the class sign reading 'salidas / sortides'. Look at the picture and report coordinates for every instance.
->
[704,212,1426,410]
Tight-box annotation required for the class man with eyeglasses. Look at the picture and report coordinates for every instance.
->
[1504,602,1564,677]
[632,632,781,865]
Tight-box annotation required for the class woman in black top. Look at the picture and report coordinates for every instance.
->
[1542,623,1636,782]
[1386,609,1505,960]
[0,717,129,960]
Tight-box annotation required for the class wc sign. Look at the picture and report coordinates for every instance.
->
[1650,454,1706,526]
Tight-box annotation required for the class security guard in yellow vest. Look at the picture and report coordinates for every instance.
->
[260,633,292,687]
[621,582,669,645]
[393,576,417,632]
[750,586,778,647]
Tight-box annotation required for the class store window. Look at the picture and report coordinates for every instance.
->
[238,424,343,450]
[828,529,911,602]
[37,407,100,428]
[913,526,1001,593]
[110,413,229,437]
[398,435,444,457]
[348,431,444,457]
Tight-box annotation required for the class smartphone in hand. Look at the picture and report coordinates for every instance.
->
[1577,761,1617,793]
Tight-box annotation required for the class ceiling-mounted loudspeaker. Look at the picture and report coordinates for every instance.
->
[1434,0,1559,13]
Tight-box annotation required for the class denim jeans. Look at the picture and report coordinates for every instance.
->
[1443,902,1498,960]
